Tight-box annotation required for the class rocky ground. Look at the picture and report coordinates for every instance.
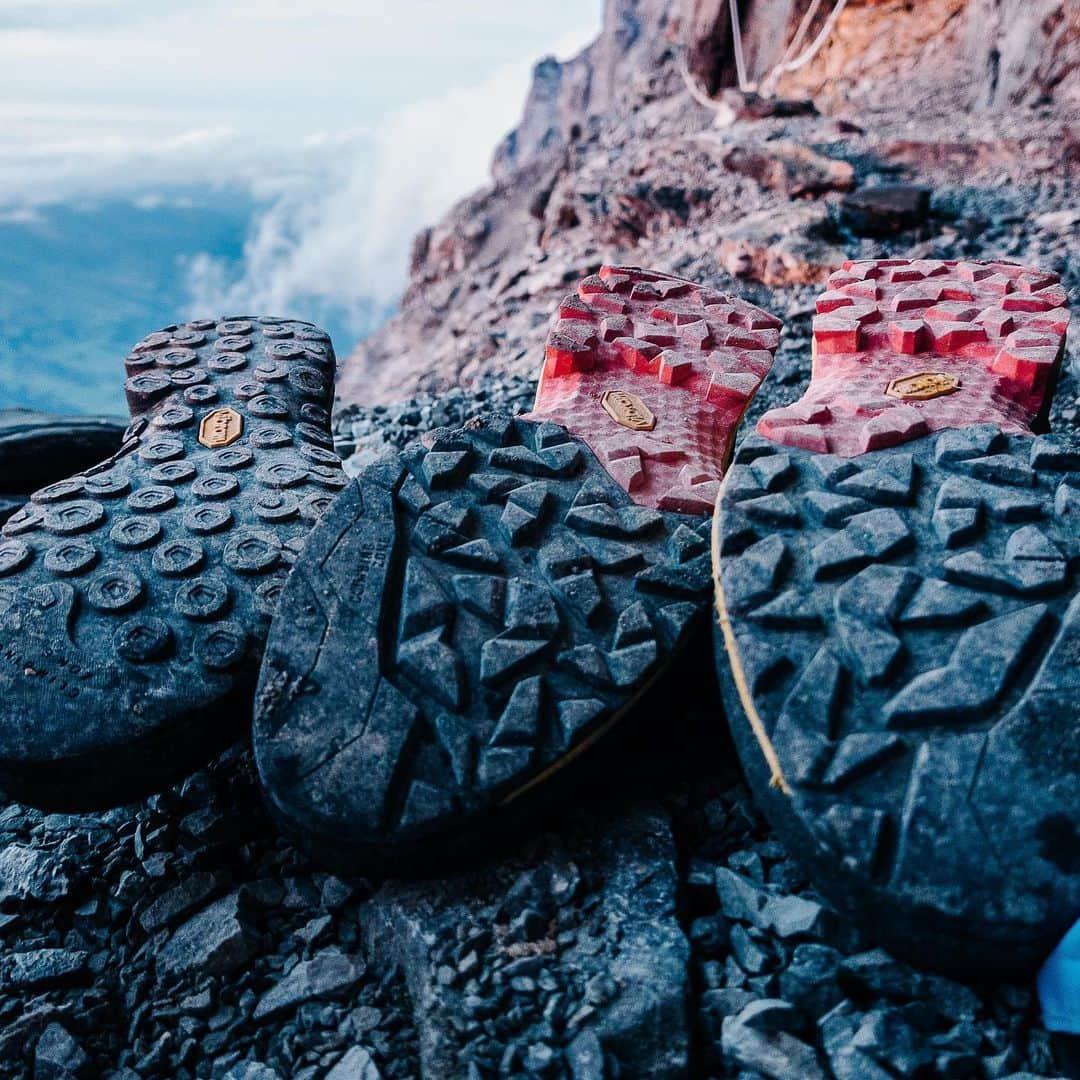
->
[0,348,1077,1078]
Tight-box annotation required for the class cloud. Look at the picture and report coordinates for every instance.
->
[0,1,153,30]
[0,106,360,211]
[0,2,603,124]
[0,205,43,225]
[183,167,382,332]
[0,2,604,348]
[0,3,602,210]
[181,25,597,334]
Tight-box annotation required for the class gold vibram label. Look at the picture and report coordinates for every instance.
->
[885,371,961,402]
[198,407,244,449]
[600,390,656,431]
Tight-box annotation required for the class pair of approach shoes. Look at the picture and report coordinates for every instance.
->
[0,261,1075,981]
[714,257,1078,977]
[0,277,773,830]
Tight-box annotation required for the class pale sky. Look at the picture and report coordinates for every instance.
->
[0,0,603,205]
[0,1,605,338]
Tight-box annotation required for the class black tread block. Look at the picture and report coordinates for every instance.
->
[253,415,713,859]
[0,318,341,810]
[0,410,127,526]
[712,427,1080,976]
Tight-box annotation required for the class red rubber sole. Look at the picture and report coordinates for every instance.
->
[758,259,1070,457]
[527,266,782,514]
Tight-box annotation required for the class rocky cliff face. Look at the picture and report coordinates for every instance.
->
[337,0,1080,408]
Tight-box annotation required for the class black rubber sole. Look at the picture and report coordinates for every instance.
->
[0,318,341,810]
[713,426,1080,976]
[0,410,126,527]
[253,414,715,861]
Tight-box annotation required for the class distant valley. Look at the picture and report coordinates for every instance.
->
[0,193,379,415]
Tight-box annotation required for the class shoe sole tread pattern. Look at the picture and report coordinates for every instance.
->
[532,265,782,513]
[759,258,1069,457]
[715,387,1080,969]
[0,317,340,808]
[254,415,715,856]
[0,413,126,527]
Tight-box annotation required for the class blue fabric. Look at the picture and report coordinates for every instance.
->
[1039,917,1080,1034]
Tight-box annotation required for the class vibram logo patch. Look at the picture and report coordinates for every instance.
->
[885,371,961,402]
[198,407,244,449]
[600,389,656,431]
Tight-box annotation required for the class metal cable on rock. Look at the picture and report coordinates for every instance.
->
[728,0,751,91]
[760,0,849,96]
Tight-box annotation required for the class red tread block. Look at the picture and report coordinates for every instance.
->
[529,266,781,511]
[760,258,1069,458]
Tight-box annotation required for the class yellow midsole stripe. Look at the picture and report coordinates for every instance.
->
[710,504,792,795]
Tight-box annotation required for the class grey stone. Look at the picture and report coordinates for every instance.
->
[722,1001,826,1080]
[839,949,920,999]
[252,948,366,1021]
[762,894,831,940]
[0,844,72,902]
[565,1029,605,1080]
[779,945,844,1017]
[998,1075,1068,1080]
[221,1065,280,1080]
[731,925,773,975]
[851,1008,930,1076]
[179,989,213,1015]
[728,850,765,882]
[157,892,254,979]
[325,1047,382,1080]
[344,1006,383,1037]
[715,867,770,927]
[138,871,223,933]
[921,973,982,1023]
[523,1042,558,1072]
[737,999,803,1035]
[360,805,688,1079]
[839,185,931,236]
[320,876,355,910]
[819,1003,896,1080]
[508,907,547,943]
[9,949,89,989]
[33,1022,90,1079]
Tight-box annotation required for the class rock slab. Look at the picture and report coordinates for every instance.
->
[360,804,690,1078]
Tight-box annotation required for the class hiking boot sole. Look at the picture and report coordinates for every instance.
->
[712,258,1078,975]
[0,318,341,810]
[253,266,781,860]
